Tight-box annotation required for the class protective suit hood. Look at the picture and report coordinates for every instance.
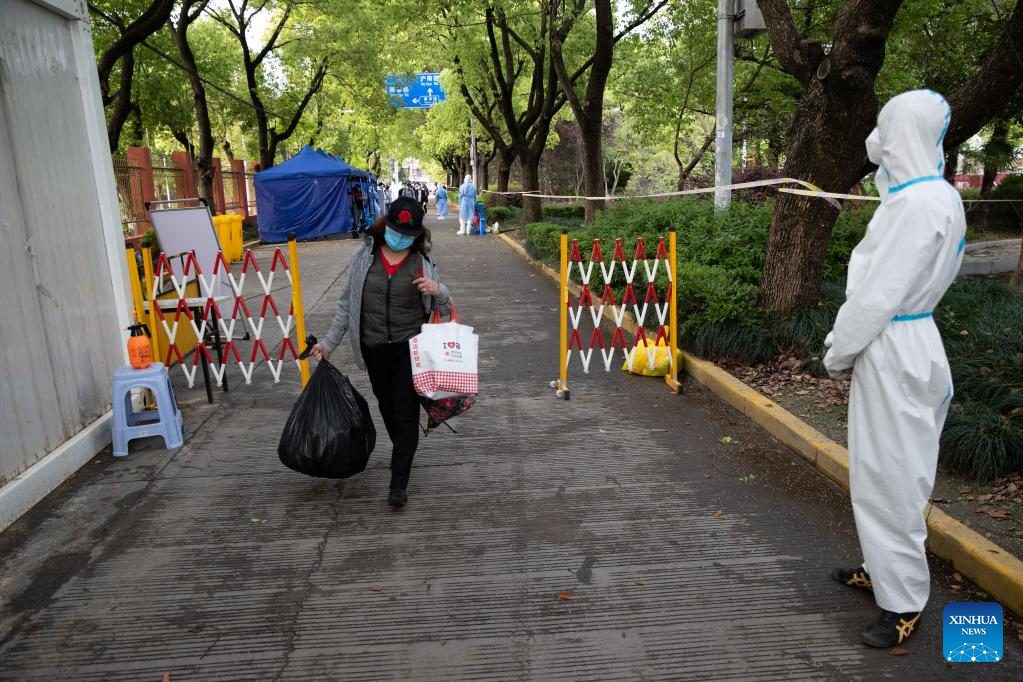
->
[867,90,950,199]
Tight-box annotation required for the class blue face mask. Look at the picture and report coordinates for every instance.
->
[384,226,415,251]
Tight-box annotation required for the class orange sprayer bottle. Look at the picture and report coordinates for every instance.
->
[127,323,154,369]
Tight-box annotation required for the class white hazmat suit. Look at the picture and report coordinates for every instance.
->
[824,90,966,614]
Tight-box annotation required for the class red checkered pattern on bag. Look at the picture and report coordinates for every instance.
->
[413,370,478,396]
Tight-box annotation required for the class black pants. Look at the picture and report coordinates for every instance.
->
[362,342,420,491]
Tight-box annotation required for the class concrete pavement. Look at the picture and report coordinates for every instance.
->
[0,217,1018,680]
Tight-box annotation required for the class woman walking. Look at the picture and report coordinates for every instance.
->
[310,196,453,507]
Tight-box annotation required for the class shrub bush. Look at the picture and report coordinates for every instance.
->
[986,175,1023,234]
[486,205,515,223]
[936,279,1023,480]
[542,204,586,219]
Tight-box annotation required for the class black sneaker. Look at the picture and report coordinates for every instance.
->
[387,488,407,507]
[862,610,922,648]
[831,566,873,591]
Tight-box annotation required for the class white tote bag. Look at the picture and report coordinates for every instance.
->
[409,309,479,400]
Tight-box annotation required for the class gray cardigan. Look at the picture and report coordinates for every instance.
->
[321,243,452,368]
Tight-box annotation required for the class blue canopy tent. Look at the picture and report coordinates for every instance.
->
[313,149,381,224]
[315,148,380,228]
[254,145,373,242]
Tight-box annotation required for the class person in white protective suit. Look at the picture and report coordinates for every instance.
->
[458,174,477,235]
[824,90,965,648]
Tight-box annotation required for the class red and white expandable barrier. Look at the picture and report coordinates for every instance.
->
[553,229,681,399]
[151,248,302,387]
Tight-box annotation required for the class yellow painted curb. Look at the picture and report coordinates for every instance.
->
[498,231,1023,616]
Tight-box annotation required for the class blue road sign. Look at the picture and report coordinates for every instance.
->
[386,73,446,109]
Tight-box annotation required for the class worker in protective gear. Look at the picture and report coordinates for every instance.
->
[824,90,966,649]
[436,184,448,219]
[458,174,477,235]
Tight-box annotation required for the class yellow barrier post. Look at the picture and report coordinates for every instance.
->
[287,234,311,387]
[665,227,682,394]
[555,228,570,399]
[141,247,162,364]
[125,247,147,326]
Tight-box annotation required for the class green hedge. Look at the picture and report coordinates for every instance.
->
[485,205,519,223]
[542,204,586,219]
[523,196,1023,480]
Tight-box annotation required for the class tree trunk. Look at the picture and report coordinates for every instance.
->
[759,194,840,310]
[550,0,614,223]
[480,158,490,191]
[128,101,144,146]
[169,11,216,209]
[756,0,898,311]
[943,146,958,183]
[106,49,135,151]
[756,89,878,311]
[496,148,515,192]
[579,117,605,220]
[255,95,272,169]
[521,154,542,223]
[676,129,715,190]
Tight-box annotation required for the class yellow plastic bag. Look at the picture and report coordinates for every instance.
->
[621,338,680,377]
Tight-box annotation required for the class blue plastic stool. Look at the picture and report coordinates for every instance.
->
[111,362,183,457]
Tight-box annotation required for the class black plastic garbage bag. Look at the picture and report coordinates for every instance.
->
[278,361,376,478]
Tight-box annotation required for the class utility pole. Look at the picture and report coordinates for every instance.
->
[715,1,765,210]
[715,0,734,210]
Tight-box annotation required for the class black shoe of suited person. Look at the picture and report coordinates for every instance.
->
[387,488,408,508]
[831,566,873,591]
[862,609,922,648]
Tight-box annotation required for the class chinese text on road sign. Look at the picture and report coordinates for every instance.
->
[386,73,446,109]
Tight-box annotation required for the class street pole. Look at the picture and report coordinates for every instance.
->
[469,116,478,183]
[715,0,734,210]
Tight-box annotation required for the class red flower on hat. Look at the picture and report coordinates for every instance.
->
[398,210,412,224]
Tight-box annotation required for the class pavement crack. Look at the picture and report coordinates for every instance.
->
[271,481,343,681]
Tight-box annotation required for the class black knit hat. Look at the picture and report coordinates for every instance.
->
[385,196,425,236]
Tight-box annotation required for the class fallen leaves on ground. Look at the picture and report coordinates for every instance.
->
[975,506,1012,520]
[556,591,576,601]
[713,511,725,518]
[889,647,910,656]
[370,584,381,592]
[720,436,733,444]
[720,356,850,408]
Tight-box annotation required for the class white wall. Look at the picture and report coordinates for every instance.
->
[0,0,131,530]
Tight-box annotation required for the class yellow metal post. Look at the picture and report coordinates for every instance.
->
[665,227,682,394]
[557,228,570,399]
[141,247,162,364]
[288,234,311,387]
[125,248,147,325]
